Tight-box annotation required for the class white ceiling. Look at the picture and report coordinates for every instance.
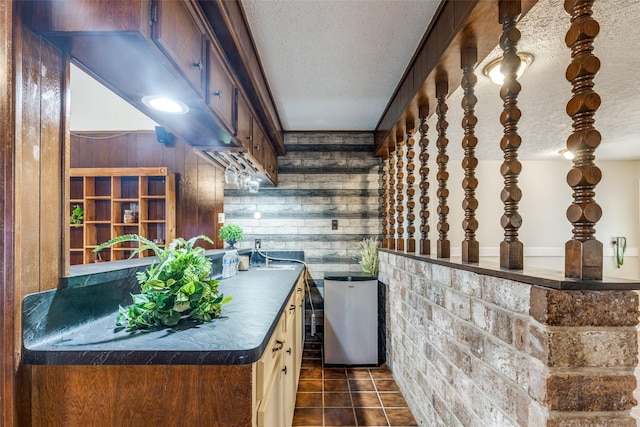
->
[71,0,640,161]
[240,0,441,131]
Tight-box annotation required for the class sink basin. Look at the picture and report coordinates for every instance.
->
[255,265,298,271]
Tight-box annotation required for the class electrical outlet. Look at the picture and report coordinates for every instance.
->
[332,219,338,230]
[254,238,261,249]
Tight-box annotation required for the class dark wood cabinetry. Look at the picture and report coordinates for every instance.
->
[207,42,236,134]
[152,0,206,97]
[24,0,278,181]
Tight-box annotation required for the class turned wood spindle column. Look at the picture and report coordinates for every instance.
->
[461,46,480,263]
[419,103,431,255]
[405,119,417,254]
[564,0,603,280]
[436,80,450,258]
[388,143,397,250]
[395,129,406,252]
[381,150,390,249]
[499,0,524,270]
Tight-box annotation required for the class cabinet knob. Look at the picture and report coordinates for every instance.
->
[272,340,284,352]
[213,90,222,98]
[286,348,292,355]
[193,60,203,69]
[289,304,296,311]
[297,288,302,293]
[282,365,288,375]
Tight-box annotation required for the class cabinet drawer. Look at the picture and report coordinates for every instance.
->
[256,315,284,400]
[207,45,236,134]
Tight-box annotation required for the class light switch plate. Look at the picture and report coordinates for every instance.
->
[332,219,338,230]
[218,213,225,224]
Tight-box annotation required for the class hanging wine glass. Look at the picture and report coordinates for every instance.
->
[224,164,238,185]
[238,170,251,189]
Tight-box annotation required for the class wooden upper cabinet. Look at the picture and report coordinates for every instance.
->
[151,0,206,97]
[263,143,278,184]
[252,123,265,167]
[207,43,236,135]
[236,94,253,154]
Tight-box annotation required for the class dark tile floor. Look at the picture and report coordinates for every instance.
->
[293,342,417,427]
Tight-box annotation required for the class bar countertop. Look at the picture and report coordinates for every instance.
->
[22,262,305,366]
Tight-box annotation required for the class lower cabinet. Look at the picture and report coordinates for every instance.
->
[255,277,304,427]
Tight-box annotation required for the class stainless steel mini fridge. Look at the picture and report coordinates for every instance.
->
[324,272,378,365]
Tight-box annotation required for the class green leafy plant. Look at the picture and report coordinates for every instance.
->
[219,223,244,243]
[94,234,231,331]
[69,204,84,225]
[357,236,380,276]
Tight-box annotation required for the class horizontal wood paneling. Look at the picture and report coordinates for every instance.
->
[71,131,225,248]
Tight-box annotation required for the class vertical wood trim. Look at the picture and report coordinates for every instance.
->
[1,0,16,424]
[62,57,71,276]
[395,128,405,252]
[564,0,603,280]
[381,148,390,249]
[418,103,431,255]
[405,119,417,254]
[460,46,480,263]
[388,142,396,250]
[498,0,524,270]
[435,80,450,258]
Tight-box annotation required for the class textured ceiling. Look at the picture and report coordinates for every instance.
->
[71,0,640,161]
[241,0,441,131]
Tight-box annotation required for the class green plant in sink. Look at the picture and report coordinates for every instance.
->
[94,234,231,331]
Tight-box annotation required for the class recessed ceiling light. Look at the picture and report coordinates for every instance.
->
[142,96,189,114]
[483,53,533,85]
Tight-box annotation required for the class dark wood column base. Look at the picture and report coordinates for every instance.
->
[500,240,523,270]
[565,239,603,280]
[437,240,450,259]
[462,240,479,263]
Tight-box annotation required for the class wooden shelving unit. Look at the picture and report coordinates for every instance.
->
[69,167,176,265]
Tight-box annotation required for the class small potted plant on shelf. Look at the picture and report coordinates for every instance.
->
[357,236,380,276]
[69,204,84,226]
[94,234,232,331]
[219,223,244,249]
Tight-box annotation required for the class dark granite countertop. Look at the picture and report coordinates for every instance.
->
[23,261,305,366]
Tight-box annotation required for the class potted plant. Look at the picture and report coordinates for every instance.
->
[94,234,231,331]
[69,204,84,226]
[219,223,244,249]
[357,236,380,276]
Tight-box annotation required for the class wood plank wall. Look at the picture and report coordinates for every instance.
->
[70,131,225,249]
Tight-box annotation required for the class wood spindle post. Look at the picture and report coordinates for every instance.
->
[388,142,397,250]
[406,119,417,254]
[498,0,524,270]
[395,128,406,252]
[419,103,431,255]
[381,148,390,249]
[564,0,603,280]
[461,46,480,263]
[436,80,450,258]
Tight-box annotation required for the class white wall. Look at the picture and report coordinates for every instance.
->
[412,156,640,280]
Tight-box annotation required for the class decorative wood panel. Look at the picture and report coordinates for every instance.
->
[395,128,405,252]
[436,80,450,258]
[31,364,253,426]
[418,103,431,255]
[405,119,417,254]
[460,46,480,263]
[563,0,603,280]
[498,0,524,270]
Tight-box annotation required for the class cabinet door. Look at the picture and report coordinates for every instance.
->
[152,0,206,97]
[282,314,297,426]
[257,358,285,427]
[208,44,236,134]
[236,94,253,154]
[263,143,278,184]
[251,123,265,166]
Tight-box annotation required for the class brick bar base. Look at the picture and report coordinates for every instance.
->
[378,251,639,426]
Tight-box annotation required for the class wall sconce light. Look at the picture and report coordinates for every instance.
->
[482,52,533,85]
[559,148,574,160]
